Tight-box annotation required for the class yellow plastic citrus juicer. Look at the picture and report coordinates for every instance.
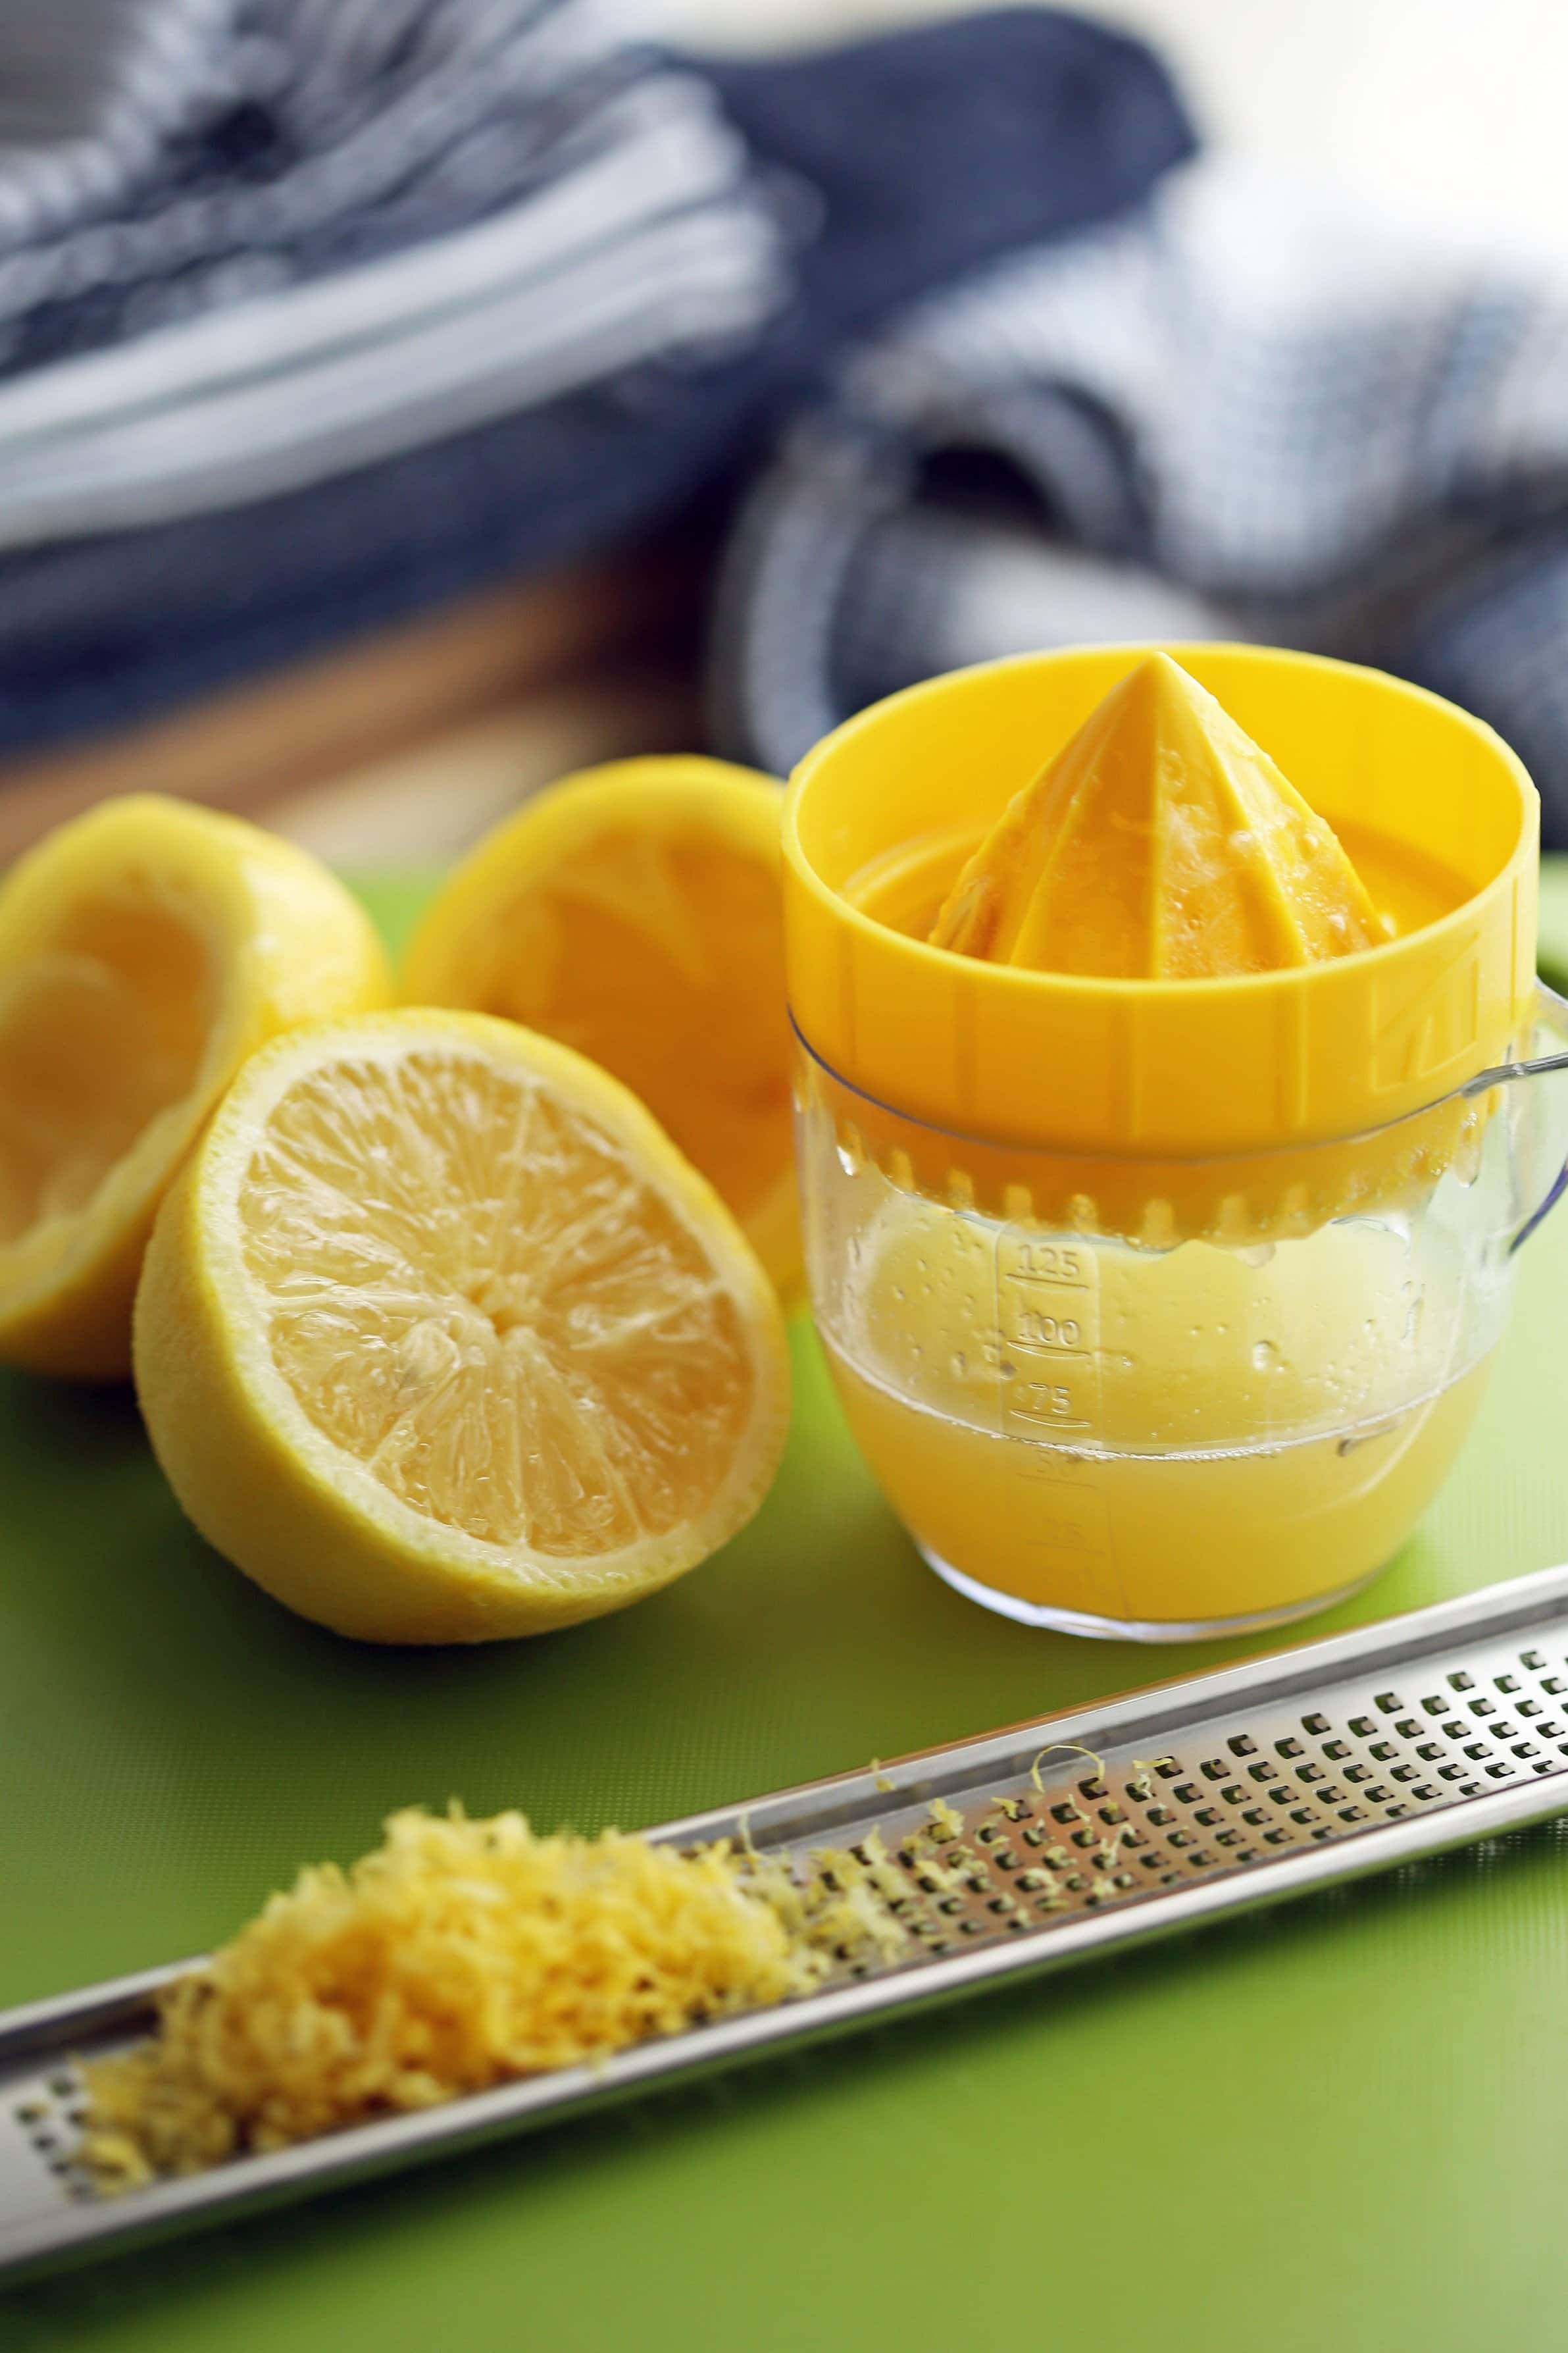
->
[784,644,1568,1640]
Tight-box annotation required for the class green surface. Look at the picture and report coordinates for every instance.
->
[1538,853,1568,991]
[8,869,1568,2350]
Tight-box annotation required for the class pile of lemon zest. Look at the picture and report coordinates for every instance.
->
[80,1805,911,2190]
[991,1797,1028,1823]
[868,1760,898,1793]
[923,1797,965,1843]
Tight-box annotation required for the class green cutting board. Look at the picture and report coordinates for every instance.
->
[9,871,1568,2352]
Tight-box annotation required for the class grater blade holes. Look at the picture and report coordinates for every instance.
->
[783,1622,1568,1988]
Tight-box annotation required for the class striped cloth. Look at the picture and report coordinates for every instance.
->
[0,5,1194,755]
[711,156,1568,843]
[0,0,786,545]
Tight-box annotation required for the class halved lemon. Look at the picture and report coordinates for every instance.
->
[0,795,390,1379]
[134,1010,791,1643]
[401,758,799,1295]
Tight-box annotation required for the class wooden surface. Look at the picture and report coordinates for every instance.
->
[271,674,703,867]
[0,550,709,869]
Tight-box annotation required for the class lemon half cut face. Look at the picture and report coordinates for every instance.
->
[133,1011,791,1643]
[0,795,390,1379]
[403,757,799,1299]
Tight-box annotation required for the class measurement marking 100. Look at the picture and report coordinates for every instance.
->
[1013,1310,1084,1352]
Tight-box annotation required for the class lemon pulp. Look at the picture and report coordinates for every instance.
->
[403,759,797,1295]
[240,1045,759,1554]
[135,1011,790,1641]
[0,888,209,1243]
[0,794,391,1378]
[465,829,786,1252]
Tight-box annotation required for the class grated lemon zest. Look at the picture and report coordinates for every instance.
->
[1028,1742,1105,1799]
[82,1805,911,2189]
[914,1849,966,1894]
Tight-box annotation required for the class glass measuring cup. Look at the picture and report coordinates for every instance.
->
[784,642,1548,1638]
[798,987,1568,1638]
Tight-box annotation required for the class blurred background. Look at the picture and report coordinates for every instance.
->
[642,0,1568,266]
[4,0,1567,867]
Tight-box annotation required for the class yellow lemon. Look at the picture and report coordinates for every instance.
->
[134,1010,791,1643]
[0,795,390,1380]
[402,757,799,1295]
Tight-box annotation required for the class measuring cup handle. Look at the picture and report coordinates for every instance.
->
[1508,981,1568,1253]
[1528,975,1568,1052]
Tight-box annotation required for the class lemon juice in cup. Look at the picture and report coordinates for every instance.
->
[785,647,1568,1638]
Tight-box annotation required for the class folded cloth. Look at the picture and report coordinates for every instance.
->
[0,0,787,540]
[0,7,1194,754]
[711,157,1568,843]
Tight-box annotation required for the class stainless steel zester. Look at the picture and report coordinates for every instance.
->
[9,1563,1568,2285]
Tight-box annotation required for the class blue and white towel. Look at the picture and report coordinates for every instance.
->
[0,0,786,543]
[0,4,1193,753]
[711,157,1568,842]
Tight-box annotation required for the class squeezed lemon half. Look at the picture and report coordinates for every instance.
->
[403,758,798,1295]
[134,1010,791,1643]
[0,795,390,1378]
